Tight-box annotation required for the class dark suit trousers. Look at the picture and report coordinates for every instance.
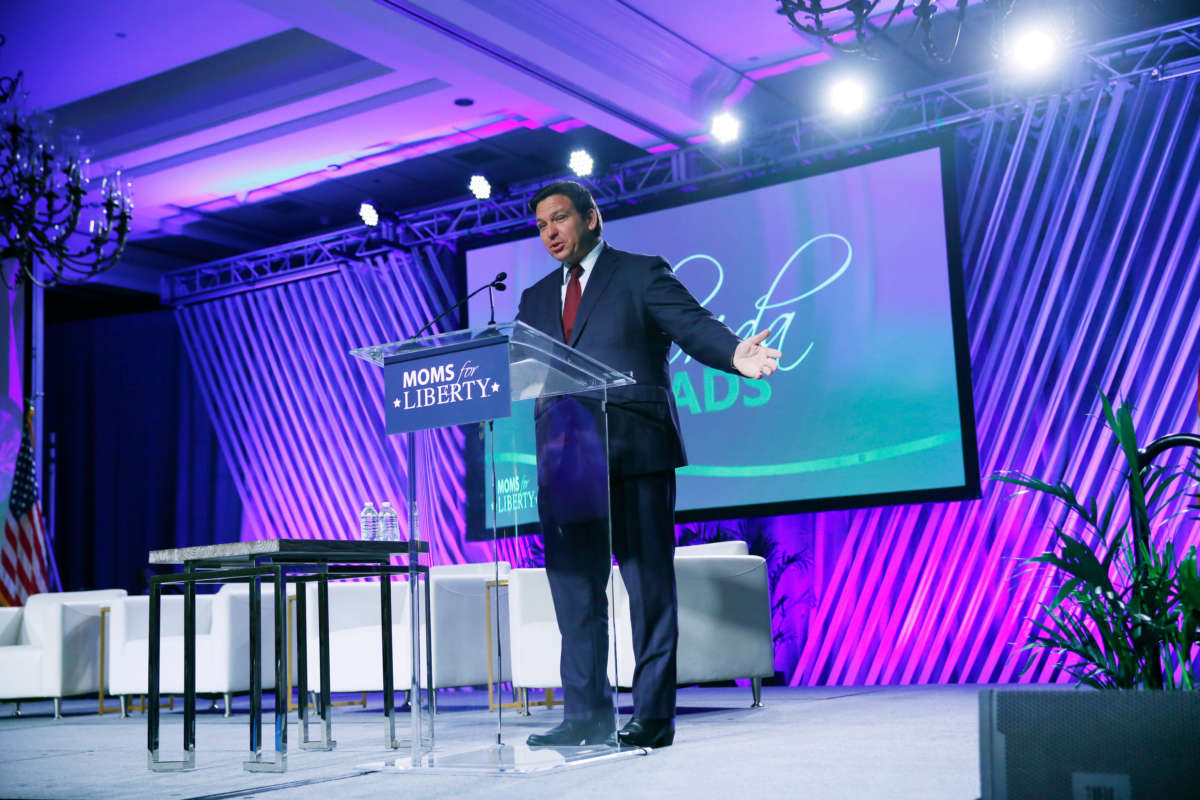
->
[543,470,678,721]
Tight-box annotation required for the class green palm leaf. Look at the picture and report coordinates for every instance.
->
[994,391,1200,690]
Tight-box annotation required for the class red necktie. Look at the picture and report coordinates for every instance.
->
[562,263,583,342]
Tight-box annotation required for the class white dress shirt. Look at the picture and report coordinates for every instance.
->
[560,239,604,310]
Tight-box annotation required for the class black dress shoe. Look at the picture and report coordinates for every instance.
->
[612,717,675,748]
[526,717,614,747]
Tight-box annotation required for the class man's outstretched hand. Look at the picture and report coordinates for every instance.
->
[732,330,781,379]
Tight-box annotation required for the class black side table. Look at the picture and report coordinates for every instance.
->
[145,539,431,772]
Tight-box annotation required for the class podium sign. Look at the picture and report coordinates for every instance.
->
[383,334,512,434]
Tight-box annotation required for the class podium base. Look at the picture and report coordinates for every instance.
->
[362,742,649,775]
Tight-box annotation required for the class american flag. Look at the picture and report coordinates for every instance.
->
[0,407,52,606]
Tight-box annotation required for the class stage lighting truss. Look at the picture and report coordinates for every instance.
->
[160,17,1199,304]
[160,223,405,305]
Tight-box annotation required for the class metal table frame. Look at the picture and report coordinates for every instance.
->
[145,540,431,773]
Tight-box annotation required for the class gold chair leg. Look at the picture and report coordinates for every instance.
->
[286,596,298,711]
[96,606,122,715]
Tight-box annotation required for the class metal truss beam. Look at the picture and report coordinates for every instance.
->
[161,224,408,305]
[161,16,1200,305]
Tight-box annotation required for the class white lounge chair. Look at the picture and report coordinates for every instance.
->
[0,589,128,717]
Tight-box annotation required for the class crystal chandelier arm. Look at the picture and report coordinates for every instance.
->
[914,0,970,64]
[48,189,88,252]
[55,191,132,282]
[780,0,880,39]
[780,0,993,65]
[848,1,913,57]
[873,0,913,35]
[782,0,918,58]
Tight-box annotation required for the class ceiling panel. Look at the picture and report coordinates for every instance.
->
[0,0,290,107]
[51,29,393,160]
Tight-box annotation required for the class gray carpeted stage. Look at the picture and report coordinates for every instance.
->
[0,685,982,799]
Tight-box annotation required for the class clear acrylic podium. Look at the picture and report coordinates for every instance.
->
[351,320,645,773]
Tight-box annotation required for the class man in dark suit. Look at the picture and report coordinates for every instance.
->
[516,181,779,749]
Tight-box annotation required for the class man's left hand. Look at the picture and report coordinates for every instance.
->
[733,330,781,379]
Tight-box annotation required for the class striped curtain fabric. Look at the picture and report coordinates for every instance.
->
[788,72,1200,685]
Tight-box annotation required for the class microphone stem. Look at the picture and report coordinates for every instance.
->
[409,282,496,340]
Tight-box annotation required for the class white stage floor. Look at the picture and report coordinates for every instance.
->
[0,685,983,799]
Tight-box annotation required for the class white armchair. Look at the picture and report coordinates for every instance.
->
[507,566,626,701]
[303,563,511,708]
[0,589,128,717]
[674,543,775,705]
[106,583,280,716]
[507,567,567,692]
[426,563,512,691]
[509,540,776,708]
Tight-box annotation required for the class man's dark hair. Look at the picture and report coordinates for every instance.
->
[528,180,603,236]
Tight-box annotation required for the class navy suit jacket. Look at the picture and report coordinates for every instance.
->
[516,243,740,478]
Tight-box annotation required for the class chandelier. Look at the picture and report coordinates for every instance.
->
[777,0,1169,65]
[776,0,978,64]
[1,37,133,289]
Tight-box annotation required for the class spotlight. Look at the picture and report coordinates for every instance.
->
[1007,25,1060,75]
[568,149,594,177]
[468,174,491,200]
[710,112,740,144]
[359,201,379,227]
[828,77,868,117]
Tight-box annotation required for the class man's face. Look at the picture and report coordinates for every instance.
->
[535,193,598,264]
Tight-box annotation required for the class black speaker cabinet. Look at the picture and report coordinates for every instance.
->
[979,688,1200,800]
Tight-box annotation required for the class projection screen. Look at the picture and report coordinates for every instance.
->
[462,139,979,525]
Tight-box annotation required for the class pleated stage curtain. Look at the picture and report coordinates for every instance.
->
[174,247,476,565]
[788,72,1200,685]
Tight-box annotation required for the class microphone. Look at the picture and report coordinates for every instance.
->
[407,273,507,341]
[486,272,507,325]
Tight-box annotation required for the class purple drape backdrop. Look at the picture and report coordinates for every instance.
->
[775,72,1200,686]
[176,72,1200,685]
[175,247,481,565]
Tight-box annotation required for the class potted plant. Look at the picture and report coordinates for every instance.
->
[977,393,1200,800]
[992,393,1200,689]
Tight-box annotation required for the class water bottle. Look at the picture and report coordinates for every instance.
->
[379,501,401,542]
[359,501,379,541]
